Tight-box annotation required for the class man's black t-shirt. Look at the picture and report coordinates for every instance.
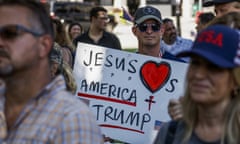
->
[73,30,122,50]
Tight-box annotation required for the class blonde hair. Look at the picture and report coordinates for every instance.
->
[61,62,77,94]
[50,44,77,94]
[181,70,240,143]
[180,12,240,143]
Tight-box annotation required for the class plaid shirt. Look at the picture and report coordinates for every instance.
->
[0,75,102,144]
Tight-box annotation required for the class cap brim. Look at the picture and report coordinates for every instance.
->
[203,0,235,7]
[135,15,162,24]
[177,49,236,68]
[203,1,215,6]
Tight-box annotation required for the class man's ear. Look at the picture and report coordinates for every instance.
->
[38,35,53,58]
[132,26,137,36]
[160,26,165,38]
[91,16,98,23]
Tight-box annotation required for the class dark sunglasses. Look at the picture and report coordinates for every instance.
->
[0,25,43,40]
[137,23,161,32]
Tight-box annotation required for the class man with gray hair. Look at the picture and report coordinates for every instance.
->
[0,1,102,143]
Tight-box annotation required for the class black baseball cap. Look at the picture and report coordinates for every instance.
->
[203,0,239,7]
[133,6,162,24]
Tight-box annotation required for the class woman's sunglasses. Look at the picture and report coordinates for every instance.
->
[0,25,43,40]
[136,23,161,32]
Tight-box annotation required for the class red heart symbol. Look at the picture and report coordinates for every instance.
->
[140,61,171,93]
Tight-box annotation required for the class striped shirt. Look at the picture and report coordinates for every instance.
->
[0,75,102,144]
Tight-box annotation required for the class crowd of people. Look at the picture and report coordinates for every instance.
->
[0,0,239,143]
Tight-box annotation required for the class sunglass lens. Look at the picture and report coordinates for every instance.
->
[152,24,160,31]
[139,25,147,32]
[0,26,19,40]
[138,24,160,32]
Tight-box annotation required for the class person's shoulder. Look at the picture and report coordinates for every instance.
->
[154,120,185,144]
[51,91,102,143]
[73,31,90,46]
[52,90,92,113]
[54,90,82,104]
[162,51,186,63]
[178,36,193,43]
[61,46,72,53]
[75,31,89,40]
[103,31,118,38]
[153,121,173,144]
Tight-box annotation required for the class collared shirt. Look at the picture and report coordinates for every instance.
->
[161,36,193,62]
[0,75,102,144]
[162,51,186,63]
[73,30,122,50]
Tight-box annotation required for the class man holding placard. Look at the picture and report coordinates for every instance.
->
[131,6,185,63]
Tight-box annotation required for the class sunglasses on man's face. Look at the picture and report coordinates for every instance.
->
[137,23,161,32]
[0,25,43,40]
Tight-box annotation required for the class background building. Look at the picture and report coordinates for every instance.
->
[41,0,214,49]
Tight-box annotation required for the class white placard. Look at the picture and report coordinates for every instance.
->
[73,43,188,144]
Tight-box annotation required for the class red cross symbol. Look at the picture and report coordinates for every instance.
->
[145,96,156,111]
